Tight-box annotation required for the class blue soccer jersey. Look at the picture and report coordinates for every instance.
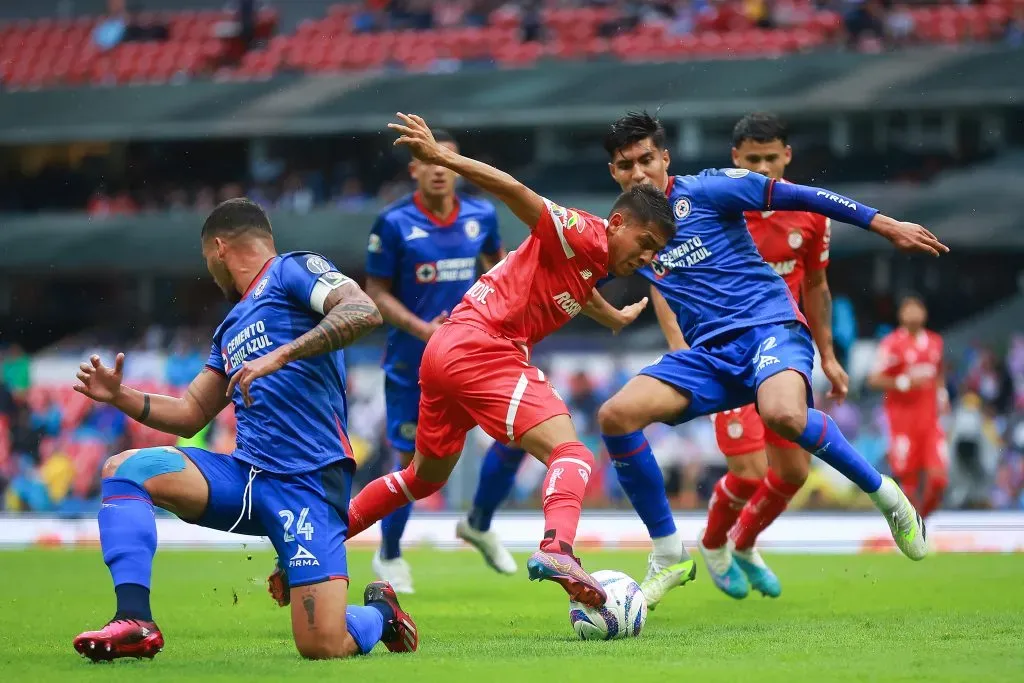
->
[366,192,502,387]
[638,169,806,348]
[205,251,355,475]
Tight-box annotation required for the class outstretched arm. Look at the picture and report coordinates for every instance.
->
[75,354,229,438]
[583,288,649,334]
[228,281,383,405]
[389,113,545,228]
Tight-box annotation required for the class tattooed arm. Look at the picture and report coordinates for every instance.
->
[802,268,849,401]
[74,353,229,437]
[227,281,383,406]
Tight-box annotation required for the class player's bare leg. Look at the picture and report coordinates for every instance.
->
[75,447,209,661]
[373,448,416,593]
[700,449,765,600]
[598,374,696,609]
[757,370,927,560]
[519,415,607,608]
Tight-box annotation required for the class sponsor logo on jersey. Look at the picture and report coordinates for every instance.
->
[368,233,383,253]
[753,336,780,372]
[566,210,583,233]
[406,226,429,241]
[225,320,274,371]
[464,219,480,239]
[658,235,713,269]
[414,257,476,284]
[306,255,331,274]
[289,544,320,568]
[252,277,269,298]
[673,197,691,220]
[815,191,857,210]
[770,259,797,276]
[724,168,750,178]
[580,269,593,280]
[788,230,804,250]
[553,291,582,318]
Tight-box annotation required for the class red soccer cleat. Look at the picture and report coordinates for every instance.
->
[363,580,418,653]
[267,565,290,607]
[73,619,164,662]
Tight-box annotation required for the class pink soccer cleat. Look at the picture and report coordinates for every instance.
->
[73,619,164,662]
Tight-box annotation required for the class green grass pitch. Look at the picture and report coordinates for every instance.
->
[1,549,1021,682]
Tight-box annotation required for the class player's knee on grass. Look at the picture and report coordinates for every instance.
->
[768,447,810,486]
[291,581,360,660]
[727,451,768,480]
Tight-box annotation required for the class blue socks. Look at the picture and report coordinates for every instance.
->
[467,442,526,532]
[796,408,882,493]
[346,605,386,654]
[380,461,413,560]
[99,478,157,621]
[602,431,677,539]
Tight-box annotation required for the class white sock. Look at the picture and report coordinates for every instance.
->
[868,477,900,510]
[651,531,682,563]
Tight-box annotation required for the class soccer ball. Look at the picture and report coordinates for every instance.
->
[568,570,647,640]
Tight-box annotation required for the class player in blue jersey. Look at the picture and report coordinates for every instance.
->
[72,198,418,661]
[363,129,526,592]
[593,112,947,608]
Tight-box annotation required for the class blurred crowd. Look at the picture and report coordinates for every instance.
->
[3,330,1023,516]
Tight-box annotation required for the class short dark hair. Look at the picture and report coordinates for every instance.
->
[432,128,457,147]
[603,110,666,158]
[898,292,926,308]
[611,184,675,240]
[732,112,788,147]
[201,197,273,240]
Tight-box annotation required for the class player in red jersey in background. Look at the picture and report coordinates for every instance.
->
[691,112,850,599]
[344,113,677,608]
[868,294,948,518]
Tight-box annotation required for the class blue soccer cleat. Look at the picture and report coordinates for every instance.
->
[732,547,781,598]
[527,550,607,608]
[697,528,749,600]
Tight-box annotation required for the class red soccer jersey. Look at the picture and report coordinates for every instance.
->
[744,185,831,300]
[873,328,944,424]
[448,198,609,347]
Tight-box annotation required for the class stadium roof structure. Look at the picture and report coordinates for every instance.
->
[0,47,1021,144]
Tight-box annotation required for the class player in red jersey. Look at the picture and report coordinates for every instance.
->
[685,113,850,599]
[867,294,948,518]
[344,113,677,608]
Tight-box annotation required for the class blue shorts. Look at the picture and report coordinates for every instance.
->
[641,322,814,425]
[385,377,420,453]
[180,447,354,588]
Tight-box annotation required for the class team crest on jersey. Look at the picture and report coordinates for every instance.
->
[464,219,480,239]
[415,262,438,283]
[306,255,331,274]
[651,259,667,277]
[673,198,691,220]
[788,230,804,250]
[400,422,417,440]
[252,277,269,298]
[367,233,382,253]
[727,420,744,439]
[724,168,750,178]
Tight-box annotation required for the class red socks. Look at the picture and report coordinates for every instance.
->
[729,469,802,551]
[921,472,947,519]
[703,472,761,549]
[539,442,594,554]
[347,464,445,539]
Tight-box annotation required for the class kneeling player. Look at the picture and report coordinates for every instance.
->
[72,199,416,661]
[342,113,676,608]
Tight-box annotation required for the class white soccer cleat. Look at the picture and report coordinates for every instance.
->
[697,528,749,600]
[371,551,415,594]
[639,545,697,610]
[875,476,928,561]
[456,518,518,575]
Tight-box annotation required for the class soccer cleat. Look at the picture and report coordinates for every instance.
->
[527,550,607,608]
[267,558,290,607]
[372,551,415,594]
[455,518,518,575]
[697,528,750,600]
[733,547,781,598]
[73,619,164,662]
[363,580,418,653]
[639,546,698,611]
[879,476,928,561]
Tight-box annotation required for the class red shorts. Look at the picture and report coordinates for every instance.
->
[887,420,947,479]
[415,322,570,458]
[711,404,798,457]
